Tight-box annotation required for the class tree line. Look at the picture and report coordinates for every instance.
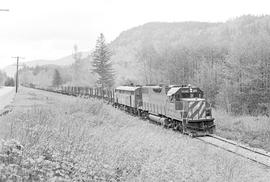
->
[20,33,114,89]
[0,70,14,87]
[135,16,270,115]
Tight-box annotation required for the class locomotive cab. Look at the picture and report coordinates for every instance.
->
[172,85,203,99]
[166,85,215,135]
[167,85,203,110]
[168,85,213,119]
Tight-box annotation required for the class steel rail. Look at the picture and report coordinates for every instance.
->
[208,134,270,158]
[197,135,270,168]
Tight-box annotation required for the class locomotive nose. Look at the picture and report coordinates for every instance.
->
[182,98,206,120]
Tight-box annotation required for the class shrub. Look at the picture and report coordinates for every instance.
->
[4,77,15,87]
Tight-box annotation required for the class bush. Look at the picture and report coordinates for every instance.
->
[4,77,15,87]
[0,139,94,181]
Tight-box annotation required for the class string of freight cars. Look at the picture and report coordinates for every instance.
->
[27,84,270,168]
[33,84,215,137]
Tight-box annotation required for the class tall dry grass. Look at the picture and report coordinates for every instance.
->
[0,89,269,181]
[214,109,270,151]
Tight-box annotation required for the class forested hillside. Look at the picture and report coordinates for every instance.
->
[110,15,270,114]
[18,15,270,115]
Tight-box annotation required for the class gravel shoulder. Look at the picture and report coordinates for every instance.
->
[0,87,269,181]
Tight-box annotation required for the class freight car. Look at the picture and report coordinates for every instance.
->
[32,84,215,137]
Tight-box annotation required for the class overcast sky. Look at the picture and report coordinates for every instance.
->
[0,0,269,69]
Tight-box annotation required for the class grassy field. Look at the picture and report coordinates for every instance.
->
[214,110,270,152]
[0,87,270,181]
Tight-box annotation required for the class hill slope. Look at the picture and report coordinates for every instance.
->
[109,21,226,83]
[110,15,270,84]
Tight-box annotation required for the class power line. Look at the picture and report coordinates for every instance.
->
[12,56,24,93]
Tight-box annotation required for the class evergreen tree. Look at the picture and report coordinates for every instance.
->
[52,69,62,87]
[91,33,114,88]
[0,71,7,86]
[4,77,15,86]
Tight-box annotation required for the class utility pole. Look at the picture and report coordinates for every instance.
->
[12,56,24,93]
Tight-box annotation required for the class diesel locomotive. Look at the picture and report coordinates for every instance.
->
[33,84,215,137]
[114,84,215,136]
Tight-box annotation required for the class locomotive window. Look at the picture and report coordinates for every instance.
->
[153,87,162,93]
[170,96,174,103]
[165,86,170,94]
[182,93,189,98]
[175,94,181,101]
[182,92,201,98]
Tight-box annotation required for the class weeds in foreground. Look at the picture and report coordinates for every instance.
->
[0,94,269,181]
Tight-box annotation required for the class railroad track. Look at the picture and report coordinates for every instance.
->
[197,134,270,167]
[31,87,270,168]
